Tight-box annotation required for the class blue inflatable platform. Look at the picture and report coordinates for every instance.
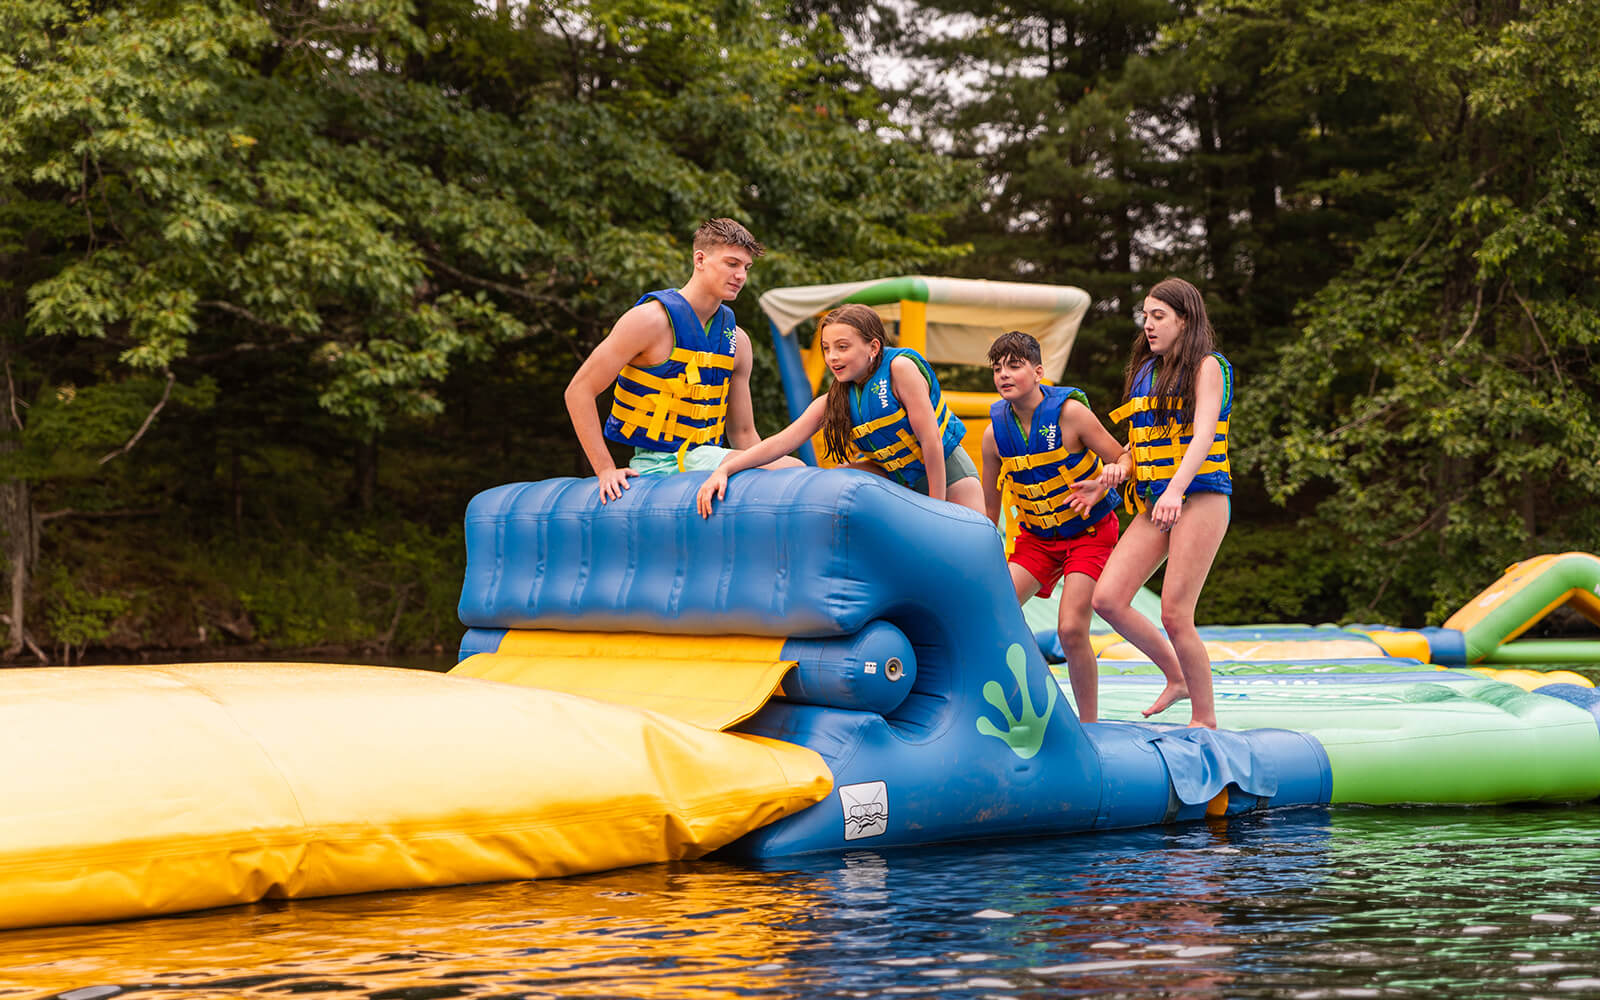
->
[457,468,1331,856]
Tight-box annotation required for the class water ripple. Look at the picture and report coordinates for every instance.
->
[3,806,1599,999]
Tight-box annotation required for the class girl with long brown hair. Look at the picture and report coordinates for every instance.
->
[1091,277,1234,728]
[696,303,983,516]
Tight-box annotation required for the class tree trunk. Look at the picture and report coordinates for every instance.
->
[230,443,244,534]
[0,480,34,659]
[0,346,35,658]
[353,432,379,512]
[1194,89,1230,283]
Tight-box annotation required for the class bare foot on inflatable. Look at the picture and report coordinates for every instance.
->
[1186,717,1218,730]
[1142,684,1188,717]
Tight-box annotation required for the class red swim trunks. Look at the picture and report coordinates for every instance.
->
[1008,511,1120,598]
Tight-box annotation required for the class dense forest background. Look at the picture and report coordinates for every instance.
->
[2,0,1597,663]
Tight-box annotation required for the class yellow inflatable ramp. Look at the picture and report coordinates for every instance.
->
[452,631,794,730]
[0,663,831,931]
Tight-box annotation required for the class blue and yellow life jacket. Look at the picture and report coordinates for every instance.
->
[991,385,1119,540]
[847,347,966,488]
[605,289,739,461]
[1108,353,1233,513]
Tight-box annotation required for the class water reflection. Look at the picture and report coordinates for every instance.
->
[3,806,1599,998]
[0,865,832,998]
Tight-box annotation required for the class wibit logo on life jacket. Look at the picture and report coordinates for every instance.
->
[874,379,891,407]
[1043,423,1059,449]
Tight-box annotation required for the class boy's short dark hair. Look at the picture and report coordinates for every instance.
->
[987,330,1042,366]
[694,218,765,258]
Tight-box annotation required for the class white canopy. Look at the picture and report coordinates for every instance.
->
[758,276,1092,381]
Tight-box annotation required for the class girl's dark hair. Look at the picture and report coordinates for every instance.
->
[818,304,888,463]
[1121,276,1217,425]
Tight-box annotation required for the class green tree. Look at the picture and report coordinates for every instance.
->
[896,0,1176,336]
[0,0,537,655]
[0,0,971,659]
[889,0,1600,624]
[883,0,1410,410]
[1242,0,1600,622]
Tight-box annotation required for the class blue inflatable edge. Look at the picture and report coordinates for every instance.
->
[457,471,1335,857]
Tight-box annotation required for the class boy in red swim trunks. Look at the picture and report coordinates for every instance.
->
[980,331,1131,723]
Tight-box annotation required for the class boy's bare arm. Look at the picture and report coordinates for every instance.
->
[1064,400,1130,487]
[563,305,670,502]
[1060,400,1128,513]
[723,328,761,450]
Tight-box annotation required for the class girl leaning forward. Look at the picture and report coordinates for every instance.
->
[696,303,983,516]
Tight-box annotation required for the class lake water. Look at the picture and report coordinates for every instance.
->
[5,803,1599,999]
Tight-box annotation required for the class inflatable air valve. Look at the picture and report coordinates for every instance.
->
[778,621,918,717]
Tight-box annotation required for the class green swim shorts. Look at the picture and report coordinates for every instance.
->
[628,444,736,476]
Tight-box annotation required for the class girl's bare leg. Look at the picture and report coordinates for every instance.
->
[946,476,986,515]
[1091,515,1185,717]
[1157,493,1230,728]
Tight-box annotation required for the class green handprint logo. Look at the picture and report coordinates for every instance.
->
[975,642,1057,759]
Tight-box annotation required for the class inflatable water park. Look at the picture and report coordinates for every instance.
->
[3,276,1599,932]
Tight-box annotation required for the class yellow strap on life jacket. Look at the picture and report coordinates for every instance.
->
[1003,451,1099,500]
[1119,413,1230,511]
[851,406,953,470]
[611,382,730,424]
[1109,395,1186,424]
[1011,489,1093,519]
[1132,451,1230,480]
[673,346,736,374]
[998,444,1070,474]
[1133,457,1230,482]
[1128,418,1230,480]
[618,365,729,401]
[874,430,922,473]
[851,398,955,441]
[1017,506,1093,530]
[1121,481,1147,516]
[611,385,729,445]
[1126,417,1230,445]
[1002,446,1102,530]
[851,407,907,439]
[612,359,733,443]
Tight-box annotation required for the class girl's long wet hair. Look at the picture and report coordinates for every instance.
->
[819,304,888,463]
[1121,276,1217,426]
